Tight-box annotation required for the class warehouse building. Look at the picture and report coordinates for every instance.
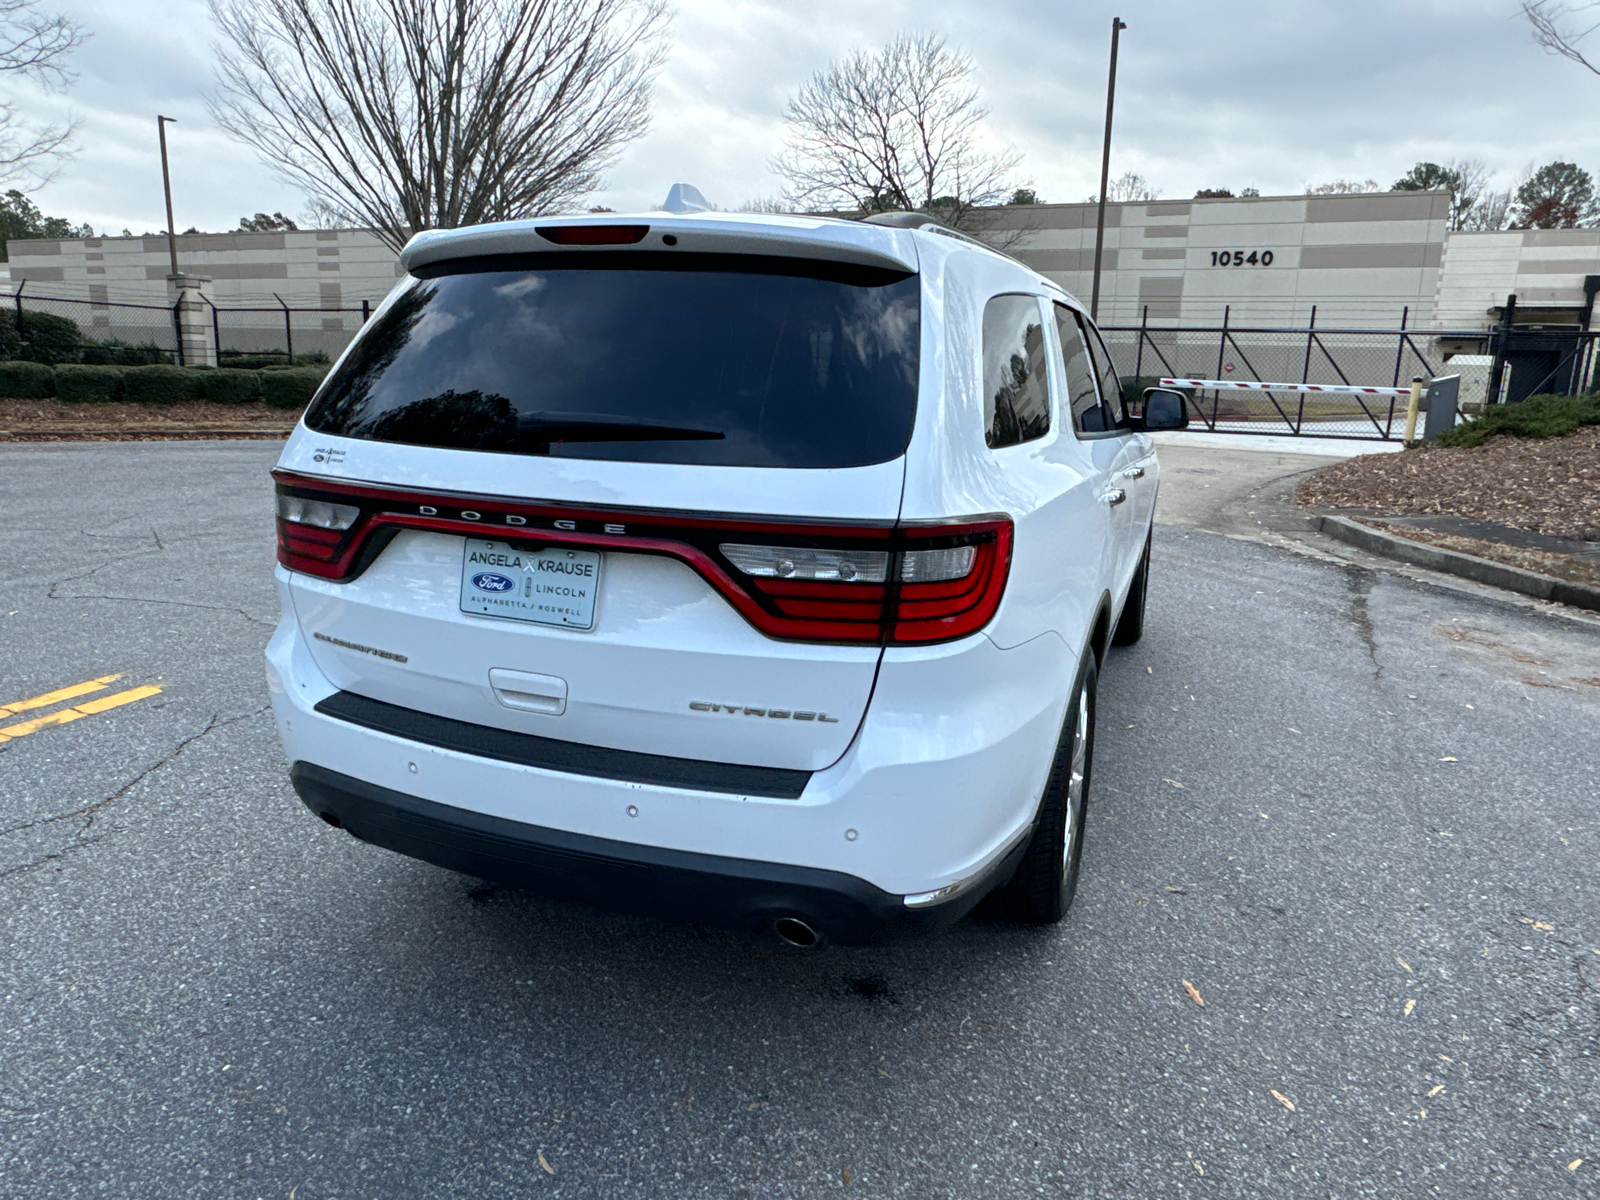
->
[4,190,1597,362]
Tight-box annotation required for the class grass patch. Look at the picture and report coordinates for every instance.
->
[1437,393,1600,448]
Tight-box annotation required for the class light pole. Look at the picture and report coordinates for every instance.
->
[157,115,179,277]
[1090,17,1126,322]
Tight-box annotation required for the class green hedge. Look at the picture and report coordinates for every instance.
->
[1436,393,1600,448]
[54,363,124,404]
[204,368,265,404]
[121,364,206,406]
[0,359,55,398]
[262,366,328,410]
[81,341,168,367]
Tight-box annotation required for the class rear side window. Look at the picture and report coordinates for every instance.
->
[304,254,921,469]
[982,295,1051,449]
[1052,303,1108,434]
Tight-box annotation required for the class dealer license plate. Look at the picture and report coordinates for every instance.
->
[459,539,602,630]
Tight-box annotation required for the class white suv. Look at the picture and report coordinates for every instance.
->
[265,211,1187,945]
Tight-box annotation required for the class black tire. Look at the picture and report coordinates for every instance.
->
[1000,655,1097,924]
[1111,528,1151,647]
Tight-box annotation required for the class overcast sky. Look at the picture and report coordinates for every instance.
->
[11,0,1595,234]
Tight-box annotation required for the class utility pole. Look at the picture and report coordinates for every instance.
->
[1090,17,1126,322]
[157,115,179,278]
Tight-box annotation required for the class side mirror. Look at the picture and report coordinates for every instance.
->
[1141,387,1190,431]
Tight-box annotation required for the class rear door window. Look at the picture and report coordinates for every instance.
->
[982,294,1051,449]
[1052,303,1108,434]
[304,254,921,469]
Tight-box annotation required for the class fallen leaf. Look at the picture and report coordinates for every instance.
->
[1163,778,1185,789]
[747,1102,762,1110]
[1439,1054,1453,1062]
[1146,666,1153,674]
[1182,979,1204,1006]
[1419,1107,1427,1119]
[538,1151,554,1175]
[1270,1089,1296,1112]
[1465,703,1474,709]
[842,1167,853,1185]
[1404,998,1417,1016]
[1438,756,1458,762]
[1533,921,1554,932]
[1193,1161,1204,1175]
[1571,1159,1584,1172]
[877,1068,890,1077]
[1288,727,1301,733]
[1427,1084,1445,1097]
[1396,956,1412,973]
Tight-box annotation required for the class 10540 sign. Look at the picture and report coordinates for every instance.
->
[1210,250,1274,266]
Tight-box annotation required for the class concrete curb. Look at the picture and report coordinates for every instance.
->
[1315,514,1600,614]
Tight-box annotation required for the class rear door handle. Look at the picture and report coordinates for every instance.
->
[1120,466,1145,479]
[1101,488,1127,505]
[489,668,568,715]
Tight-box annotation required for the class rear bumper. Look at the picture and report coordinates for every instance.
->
[292,762,1019,944]
[267,570,1074,926]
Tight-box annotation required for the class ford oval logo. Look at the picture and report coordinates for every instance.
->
[472,572,515,592]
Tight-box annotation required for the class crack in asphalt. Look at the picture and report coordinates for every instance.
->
[1340,564,1384,684]
[0,705,271,880]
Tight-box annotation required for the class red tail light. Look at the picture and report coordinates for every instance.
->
[536,224,649,245]
[273,472,1011,646]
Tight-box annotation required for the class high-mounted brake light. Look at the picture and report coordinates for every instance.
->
[272,472,1012,646]
[535,224,650,246]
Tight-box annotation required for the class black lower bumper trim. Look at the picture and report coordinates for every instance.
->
[312,690,811,799]
[289,763,1001,944]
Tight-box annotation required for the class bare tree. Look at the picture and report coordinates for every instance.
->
[773,33,1023,233]
[1522,0,1600,71]
[209,0,670,253]
[1461,187,1512,231]
[1392,157,1495,230]
[0,0,87,188]
[1305,179,1382,195]
[1086,171,1160,204]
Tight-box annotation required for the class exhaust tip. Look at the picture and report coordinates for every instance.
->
[774,917,819,948]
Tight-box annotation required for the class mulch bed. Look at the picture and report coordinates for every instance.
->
[1296,427,1600,541]
[0,399,301,442]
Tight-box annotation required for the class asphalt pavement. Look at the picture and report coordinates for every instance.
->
[2,440,1599,1199]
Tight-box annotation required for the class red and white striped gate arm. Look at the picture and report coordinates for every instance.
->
[1158,378,1412,396]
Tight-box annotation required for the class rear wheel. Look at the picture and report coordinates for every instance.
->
[1000,656,1097,924]
[1111,528,1151,647]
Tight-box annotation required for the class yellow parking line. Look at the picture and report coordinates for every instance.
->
[0,685,162,743]
[0,674,122,717]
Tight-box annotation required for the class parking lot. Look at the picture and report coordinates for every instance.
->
[3,440,1599,1198]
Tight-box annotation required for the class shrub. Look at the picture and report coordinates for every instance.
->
[121,364,205,406]
[54,363,124,403]
[1436,392,1600,448]
[261,365,329,410]
[219,352,291,370]
[0,358,55,398]
[205,368,265,404]
[14,310,84,364]
[82,340,168,367]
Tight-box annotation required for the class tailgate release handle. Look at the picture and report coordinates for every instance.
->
[489,668,568,716]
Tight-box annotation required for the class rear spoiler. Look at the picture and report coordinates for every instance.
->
[399,213,920,276]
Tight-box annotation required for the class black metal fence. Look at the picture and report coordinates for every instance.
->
[5,286,375,367]
[1102,309,1600,440]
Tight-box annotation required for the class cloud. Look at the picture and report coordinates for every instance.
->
[6,0,1592,232]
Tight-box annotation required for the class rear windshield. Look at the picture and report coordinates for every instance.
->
[304,253,921,469]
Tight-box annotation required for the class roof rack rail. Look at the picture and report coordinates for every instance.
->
[860,210,1036,271]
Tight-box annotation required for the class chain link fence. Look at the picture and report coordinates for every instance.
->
[2,287,374,368]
